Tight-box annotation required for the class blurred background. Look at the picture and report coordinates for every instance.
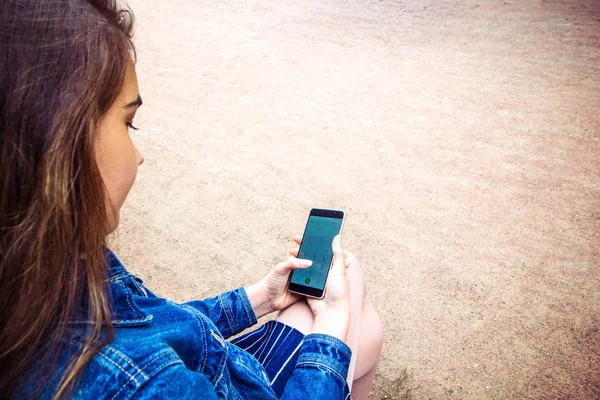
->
[113,0,600,397]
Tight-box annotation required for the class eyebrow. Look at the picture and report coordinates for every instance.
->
[124,95,143,109]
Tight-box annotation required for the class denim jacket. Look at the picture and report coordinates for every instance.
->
[25,250,352,399]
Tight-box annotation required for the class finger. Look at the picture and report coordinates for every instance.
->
[331,235,345,272]
[293,235,302,245]
[289,248,299,257]
[276,256,312,274]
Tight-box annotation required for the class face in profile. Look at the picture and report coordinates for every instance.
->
[95,62,144,233]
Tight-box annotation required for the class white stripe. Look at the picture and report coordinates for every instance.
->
[233,324,268,349]
[242,329,270,352]
[270,340,303,386]
[231,324,265,345]
[262,326,289,366]
[255,323,277,362]
[230,325,265,346]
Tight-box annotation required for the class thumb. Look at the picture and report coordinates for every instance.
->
[276,256,313,274]
[331,235,344,271]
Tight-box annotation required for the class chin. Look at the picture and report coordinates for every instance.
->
[107,213,120,234]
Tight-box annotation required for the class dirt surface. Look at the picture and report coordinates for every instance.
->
[113,0,600,398]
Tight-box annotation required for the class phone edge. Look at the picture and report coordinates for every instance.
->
[287,209,346,300]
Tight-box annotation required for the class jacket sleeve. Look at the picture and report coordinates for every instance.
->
[131,363,219,400]
[181,287,258,339]
[280,334,352,400]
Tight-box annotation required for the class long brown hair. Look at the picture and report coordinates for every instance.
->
[0,1,135,398]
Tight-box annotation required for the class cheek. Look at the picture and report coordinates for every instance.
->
[96,131,139,213]
[110,143,138,210]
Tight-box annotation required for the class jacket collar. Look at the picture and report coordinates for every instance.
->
[68,249,153,326]
[106,249,131,282]
[105,249,153,326]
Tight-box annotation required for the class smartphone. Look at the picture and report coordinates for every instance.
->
[288,208,345,299]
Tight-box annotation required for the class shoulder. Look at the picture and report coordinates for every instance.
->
[130,362,218,400]
[74,343,216,400]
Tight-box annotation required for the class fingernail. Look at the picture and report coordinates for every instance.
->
[300,259,313,266]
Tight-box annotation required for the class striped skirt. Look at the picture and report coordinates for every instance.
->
[230,320,305,397]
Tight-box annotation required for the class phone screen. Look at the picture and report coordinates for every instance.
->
[289,210,344,298]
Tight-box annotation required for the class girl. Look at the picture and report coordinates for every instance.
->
[0,1,383,399]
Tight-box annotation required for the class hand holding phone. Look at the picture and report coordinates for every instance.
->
[246,209,349,326]
[308,235,351,339]
[288,209,345,299]
[286,209,352,340]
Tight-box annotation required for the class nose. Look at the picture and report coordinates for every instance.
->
[135,147,144,165]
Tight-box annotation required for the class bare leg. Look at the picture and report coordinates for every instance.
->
[349,303,383,399]
[276,297,313,334]
[345,252,366,388]
[277,253,382,399]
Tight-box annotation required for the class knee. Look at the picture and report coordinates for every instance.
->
[363,303,384,349]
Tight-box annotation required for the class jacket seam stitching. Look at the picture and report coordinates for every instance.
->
[132,277,149,297]
[240,288,257,325]
[128,360,185,399]
[219,293,237,335]
[305,335,350,347]
[181,304,209,373]
[295,360,348,382]
[121,281,145,320]
[209,344,229,386]
[140,351,178,376]
[200,313,209,372]
[108,353,176,400]
[109,371,141,400]
[222,293,237,334]
[104,346,147,378]
[97,352,137,382]
[108,272,129,283]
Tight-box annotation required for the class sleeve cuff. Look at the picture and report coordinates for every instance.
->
[296,334,352,383]
[218,287,258,337]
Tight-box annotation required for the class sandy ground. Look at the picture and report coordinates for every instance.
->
[112,0,600,398]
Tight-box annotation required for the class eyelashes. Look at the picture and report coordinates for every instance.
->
[127,122,139,131]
